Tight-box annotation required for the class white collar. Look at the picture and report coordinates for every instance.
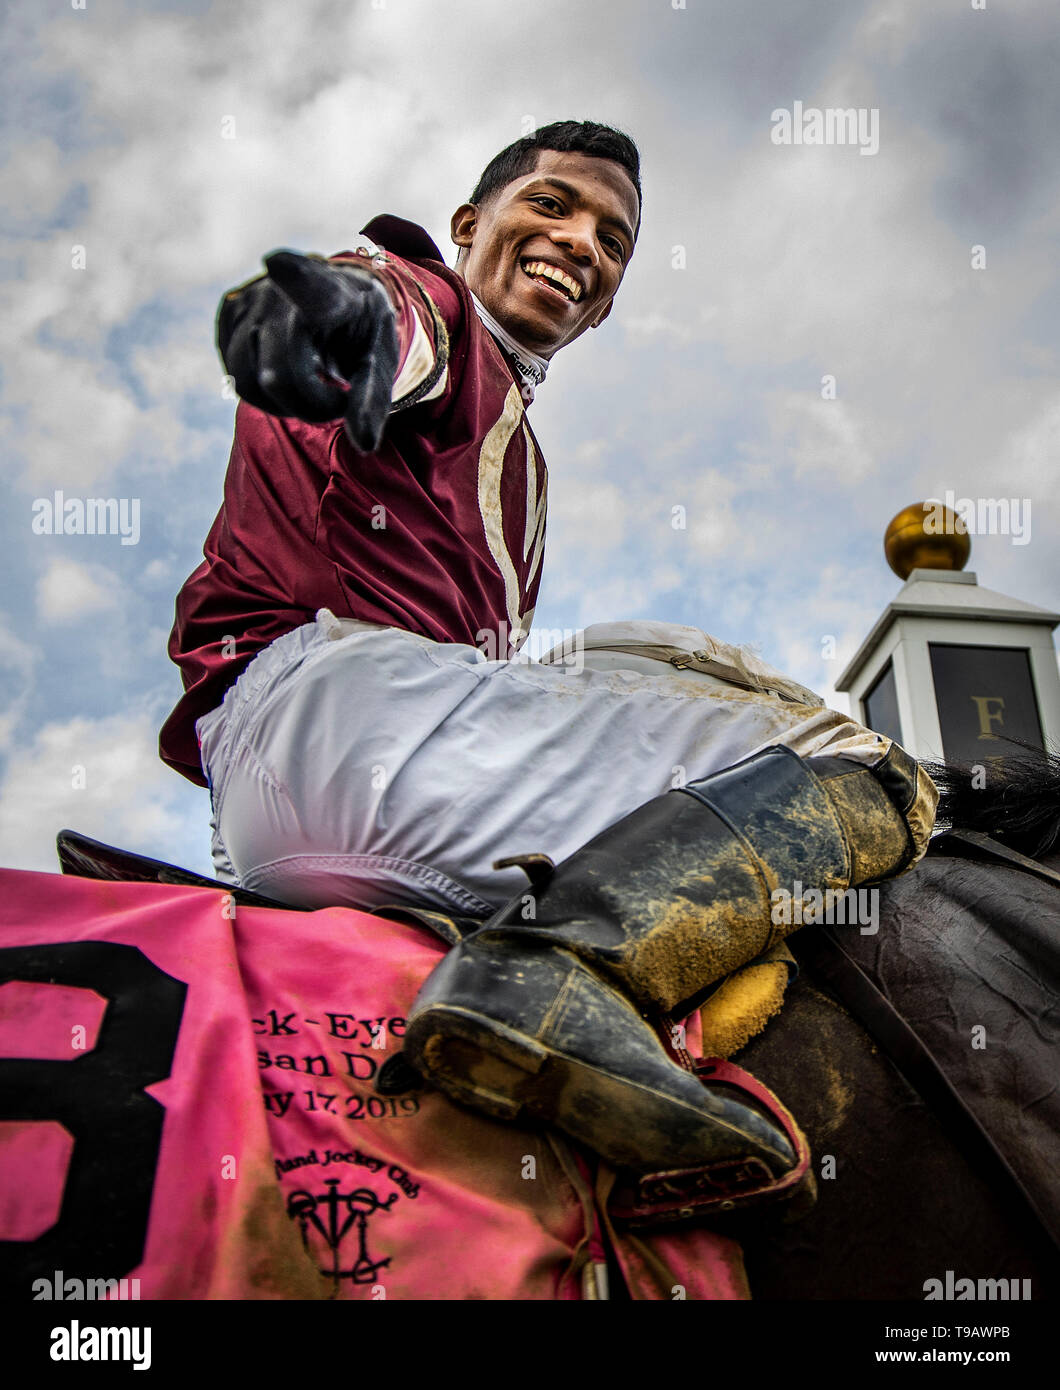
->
[469,291,548,402]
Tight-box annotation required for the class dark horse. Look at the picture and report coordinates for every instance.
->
[738,752,1060,1299]
[51,752,1060,1299]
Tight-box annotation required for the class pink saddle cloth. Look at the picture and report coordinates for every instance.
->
[0,869,750,1301]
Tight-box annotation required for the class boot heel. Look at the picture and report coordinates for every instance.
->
[406,1006,549,1120]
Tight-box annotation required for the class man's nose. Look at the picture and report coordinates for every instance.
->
[550,216,600,265]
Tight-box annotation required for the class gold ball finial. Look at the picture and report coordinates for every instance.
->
[884,502,971,580]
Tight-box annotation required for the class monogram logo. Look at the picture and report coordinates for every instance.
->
[287,1179,398,1287]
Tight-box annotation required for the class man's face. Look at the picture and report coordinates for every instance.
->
[451,149,639,359]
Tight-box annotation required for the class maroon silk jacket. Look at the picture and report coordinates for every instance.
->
[160,216,548,786]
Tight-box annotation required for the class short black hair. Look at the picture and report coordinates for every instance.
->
[468,120,641,232]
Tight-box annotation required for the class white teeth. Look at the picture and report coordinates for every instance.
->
[521,259,582,301]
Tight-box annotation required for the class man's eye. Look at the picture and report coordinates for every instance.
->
[603,237,624,258]
[532,196,563,212]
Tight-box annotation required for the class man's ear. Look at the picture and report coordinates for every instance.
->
[451,203,477,254]
[590,298,614,329]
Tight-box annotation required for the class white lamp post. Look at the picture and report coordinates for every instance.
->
[835,503,1060,762]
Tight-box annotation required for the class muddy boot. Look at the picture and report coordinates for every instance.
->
[402,743,932,1174]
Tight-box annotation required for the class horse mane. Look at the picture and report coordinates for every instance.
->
[923,741,1060,858]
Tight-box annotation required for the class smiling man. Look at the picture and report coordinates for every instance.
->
[451,146,637,355]
[160,120,935,1185]
[160,121,643,879]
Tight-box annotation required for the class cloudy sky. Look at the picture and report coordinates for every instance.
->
[1,0,1057,879]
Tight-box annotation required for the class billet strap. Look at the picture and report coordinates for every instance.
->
[792,925,1060,1259]
[932,829,1060,891]
[368,903,475,947]
[607,1057,813,1229]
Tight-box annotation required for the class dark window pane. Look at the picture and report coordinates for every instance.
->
[929,644,1044,763]
[864,661,902,744]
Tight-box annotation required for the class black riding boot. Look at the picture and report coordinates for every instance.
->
[403,743,930,1175]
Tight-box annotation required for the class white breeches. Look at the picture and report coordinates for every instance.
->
[197,610,933,915]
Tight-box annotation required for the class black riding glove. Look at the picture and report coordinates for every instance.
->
[217,250,400,454]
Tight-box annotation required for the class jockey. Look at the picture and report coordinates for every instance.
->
[160,121,937,1182]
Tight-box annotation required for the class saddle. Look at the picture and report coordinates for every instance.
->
[55,829,300,909]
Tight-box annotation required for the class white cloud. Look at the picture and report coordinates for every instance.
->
[0,617,38,752]
[129,328,221,406]
[547,478,632,557]
[142,558,171,583]
[619,311,701,346]
[0,708,211,876]
[1000,393,1060,491]
[772,392,876,483]
[36,558,119,623]
[0,137,70,231]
